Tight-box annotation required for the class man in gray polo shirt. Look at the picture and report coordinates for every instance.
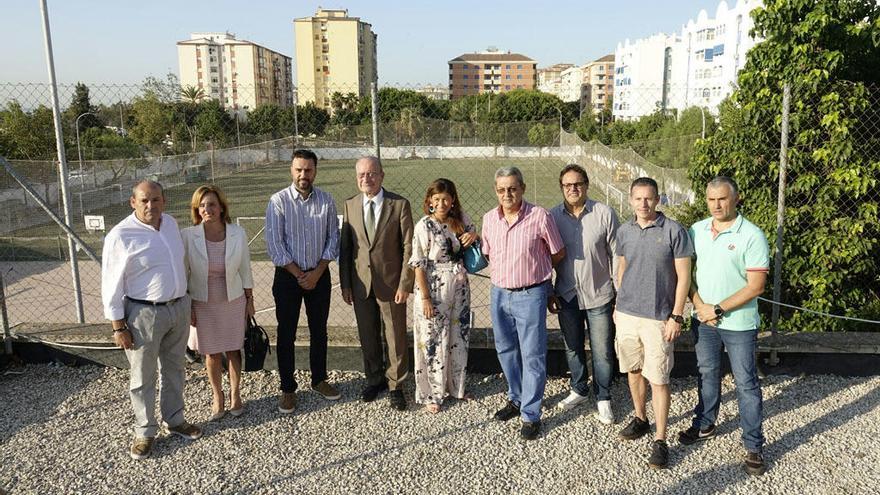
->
[614,177,692,469]
[549,164,619,424]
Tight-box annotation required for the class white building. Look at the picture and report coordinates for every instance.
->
[177,32,293,111]
[677,0,762,110]
[612,0,763,120]
[613,33,682,121]
[538,63,574,100]
[559,65,586,103]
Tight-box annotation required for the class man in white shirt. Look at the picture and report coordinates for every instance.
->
[102,180,202,460]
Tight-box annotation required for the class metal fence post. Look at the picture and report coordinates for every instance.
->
[770,82,792,367]
[40,0,84,323]
[371,82,380,159]
[1,269,11,356]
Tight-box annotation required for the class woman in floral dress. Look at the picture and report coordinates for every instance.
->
[409,178,478,413]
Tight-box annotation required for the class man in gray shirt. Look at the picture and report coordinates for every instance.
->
[549,164,619,425]
[614,177,692,470]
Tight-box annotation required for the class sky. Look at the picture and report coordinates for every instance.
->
[2,0,723,86]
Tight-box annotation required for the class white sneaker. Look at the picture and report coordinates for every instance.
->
[557,390,589,410]
[595,400,614,425]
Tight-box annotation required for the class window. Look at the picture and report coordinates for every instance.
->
[210,67,218,73]
[713,44,724,56]
[505,85,511,89]
[704,50,714,62]
[505,75,510,80]
[463,64,468,69]
[517,64,523,69]
[506,64,511,69]
[517,74,522,79]
[464,74,469,79]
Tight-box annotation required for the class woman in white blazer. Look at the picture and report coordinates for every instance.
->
[182,185,254,420]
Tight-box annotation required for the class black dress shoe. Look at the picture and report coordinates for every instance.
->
[520,421,541,440]
[361,383,388,403]
[388,389,407,411]
[493,401,520,421]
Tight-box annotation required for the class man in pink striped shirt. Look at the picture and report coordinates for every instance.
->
[482,166,565,440]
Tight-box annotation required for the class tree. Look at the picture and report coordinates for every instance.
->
[247,104,280,138]
[688,0,880,331]
[180,85,205,105]
[194,100,235,147]
[0,101,56,160]
[142,73,181,104]
[528,123,558,156]
[395,107,424,148]
[65,82,102,131]
[129,93,174,151]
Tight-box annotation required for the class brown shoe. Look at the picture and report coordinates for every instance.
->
[313,380,341,401]
[130,436,155,460]
[278,392,297,414]
[167,421,203,440]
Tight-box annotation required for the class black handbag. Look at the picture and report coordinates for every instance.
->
[243,316,270,372]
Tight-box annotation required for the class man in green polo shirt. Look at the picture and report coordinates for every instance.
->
[682,176,770,476]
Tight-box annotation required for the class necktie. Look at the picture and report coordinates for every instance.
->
[365,200,376,243]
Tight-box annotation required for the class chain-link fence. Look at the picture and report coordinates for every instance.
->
[1,80,877,334]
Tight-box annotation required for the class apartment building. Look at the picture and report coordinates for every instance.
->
[448,48,537,99]
[612,0,762,120]
[580,54,615,113]
[177,32,293,111]
[678,0,762,110]
[559,65,586,103]
[537,63,574,99]
[294,8,377,109]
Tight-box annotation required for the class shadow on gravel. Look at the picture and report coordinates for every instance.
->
[659,381,880,494]
[0,364,92,445]
[233,419,493,494]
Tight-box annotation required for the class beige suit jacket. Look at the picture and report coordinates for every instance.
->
[339,189,414,301]
[181,223,253,302]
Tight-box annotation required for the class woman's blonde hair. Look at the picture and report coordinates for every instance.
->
[189,184,232,225]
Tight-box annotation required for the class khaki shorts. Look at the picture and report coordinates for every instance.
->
[614,310,674,385]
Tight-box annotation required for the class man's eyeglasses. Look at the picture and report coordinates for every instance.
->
[357,172,381,179]
[561,181,586,191]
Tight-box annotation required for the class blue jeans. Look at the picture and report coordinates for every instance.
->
[490,282,549,423]
[692,320,764,453]
[557,297,615,401]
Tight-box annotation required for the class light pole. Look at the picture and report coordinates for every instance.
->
[699,106,706,139]
[556,107,563,133]
[292,87,299,143]
[75,111,98,189]
[235,108,241,171]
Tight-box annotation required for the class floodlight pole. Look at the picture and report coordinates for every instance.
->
[40,0,85,323]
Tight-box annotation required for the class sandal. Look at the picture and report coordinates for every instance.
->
[426,403,441,414]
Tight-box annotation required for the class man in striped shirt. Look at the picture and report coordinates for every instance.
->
[482,166,565,440]
[265,149,340,414]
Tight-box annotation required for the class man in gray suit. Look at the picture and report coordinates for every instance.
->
[340,156,415,411]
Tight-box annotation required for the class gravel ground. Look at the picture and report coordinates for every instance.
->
[1,364,879,494]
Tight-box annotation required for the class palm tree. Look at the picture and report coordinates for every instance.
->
[180,85,205,104]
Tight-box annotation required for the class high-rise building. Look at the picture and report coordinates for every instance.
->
[294,8,378,109]
[612,0,763,120]
[677,0,762,110]
[177,32,293,111]
[448,48,537,99]
[613,33,682,121]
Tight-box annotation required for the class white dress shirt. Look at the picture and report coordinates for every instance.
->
[362,187,384,230]
[101,213,187,320]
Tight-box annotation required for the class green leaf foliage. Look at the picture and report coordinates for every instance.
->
[689,0,880,331]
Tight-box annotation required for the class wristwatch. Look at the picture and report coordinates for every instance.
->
[669,314,684,324]
[713,304,725,318]
[113,325,129,333]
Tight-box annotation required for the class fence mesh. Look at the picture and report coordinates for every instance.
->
[1,80,877,333]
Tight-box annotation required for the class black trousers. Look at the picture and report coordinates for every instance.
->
[273,267,331,392]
